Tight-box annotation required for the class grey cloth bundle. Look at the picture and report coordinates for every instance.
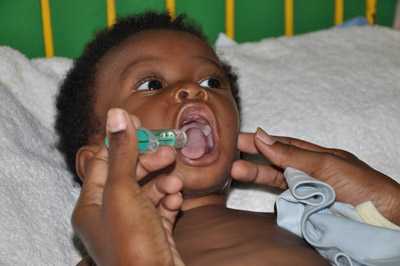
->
[276,167,400,266]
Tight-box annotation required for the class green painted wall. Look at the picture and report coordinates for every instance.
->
[0,0,397,58]
[0,0,44,58]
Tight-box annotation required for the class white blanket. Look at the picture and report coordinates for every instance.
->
[0,48,81,264]
[0,26,399,265]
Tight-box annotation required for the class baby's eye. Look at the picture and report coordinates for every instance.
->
[136,79,163,91]
[199,77,221,89]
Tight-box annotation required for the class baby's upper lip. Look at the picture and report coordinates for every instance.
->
[175,103,217,134]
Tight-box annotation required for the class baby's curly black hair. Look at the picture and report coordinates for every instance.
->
[55,11,240,183]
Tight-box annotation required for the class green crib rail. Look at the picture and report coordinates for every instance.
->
[0,0,397,58]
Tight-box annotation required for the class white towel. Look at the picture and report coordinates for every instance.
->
[0,47,81,265]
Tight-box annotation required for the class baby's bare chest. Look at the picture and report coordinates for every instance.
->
[174,208,329,266]
[177,243,327,266]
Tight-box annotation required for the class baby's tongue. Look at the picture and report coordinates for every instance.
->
[181,127,207,159]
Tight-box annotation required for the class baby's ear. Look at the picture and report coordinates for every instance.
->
[75,145,100,182]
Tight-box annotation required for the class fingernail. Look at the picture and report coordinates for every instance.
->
[106,109,127,133]
[256,127,275,145]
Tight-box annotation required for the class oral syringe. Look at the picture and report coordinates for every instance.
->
[104,128,187,153]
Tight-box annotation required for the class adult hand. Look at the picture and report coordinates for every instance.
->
[231,128,400,225]
[72,108,185,266]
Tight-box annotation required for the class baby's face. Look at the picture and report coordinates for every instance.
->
[92,30,239,195]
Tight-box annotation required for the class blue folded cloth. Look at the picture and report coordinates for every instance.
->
[337,17,369,28]
[276,167,400,266]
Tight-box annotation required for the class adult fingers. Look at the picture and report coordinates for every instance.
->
[254,128,331,177]
[237,132,258,154]
[73,109,141,227]
[158,193,183,230]
[269,135,358,162]
[270,135,327,153]
[158,193,183,266]
[239,129,357,162]
[237,130,317,155]
[141,175,183,206]
[239,130,330,155]
[136,146,177,180]
[230,159,287,189]
[105,108,140,190]
[159,193,183,214]
[127,113,176,181]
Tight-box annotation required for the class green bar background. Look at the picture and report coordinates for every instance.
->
[0,0,397,58]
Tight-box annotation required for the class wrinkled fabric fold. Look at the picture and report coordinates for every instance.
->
[276,167,400,266]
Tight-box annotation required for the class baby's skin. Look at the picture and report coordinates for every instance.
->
[73,29,400,265]
[174,205,327,266]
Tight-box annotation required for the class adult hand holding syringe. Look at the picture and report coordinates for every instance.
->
[73,108,185,266]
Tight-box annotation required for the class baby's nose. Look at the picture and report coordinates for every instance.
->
[174,82,208,102]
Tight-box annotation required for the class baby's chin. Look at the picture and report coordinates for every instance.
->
[171,158,232,197]
[180,177,230,198]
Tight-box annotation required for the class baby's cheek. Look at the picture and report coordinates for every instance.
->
[224,98,240,128]
[221,111,239,148]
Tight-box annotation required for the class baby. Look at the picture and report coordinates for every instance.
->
[55,12,400,266]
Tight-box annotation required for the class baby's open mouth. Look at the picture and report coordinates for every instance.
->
[176,104,218,162]
[180,117,214,159]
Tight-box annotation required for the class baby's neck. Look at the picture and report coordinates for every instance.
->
[181,194,226,211]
